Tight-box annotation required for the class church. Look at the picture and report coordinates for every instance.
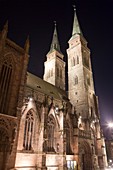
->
[0,7,108,170]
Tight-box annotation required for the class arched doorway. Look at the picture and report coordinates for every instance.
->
[79,141,92,170]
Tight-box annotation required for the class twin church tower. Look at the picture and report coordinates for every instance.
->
[44,8,96,120]
[0,6,107,170]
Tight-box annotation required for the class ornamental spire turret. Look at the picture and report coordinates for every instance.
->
[1,20,8,41]
[24,35,30,54]
[0,20,8,51]
[49,21,61,53]
[2,20,8,37]
[72,5,82,36]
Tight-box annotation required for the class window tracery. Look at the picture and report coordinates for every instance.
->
[0,61,12,114]
[65,123,72,155]
[71,56,79,67]
[23,110,34,151]
[47,115,55,152]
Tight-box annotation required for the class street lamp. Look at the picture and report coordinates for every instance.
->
[108,122,113,128]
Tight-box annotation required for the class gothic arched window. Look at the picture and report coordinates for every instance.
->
[23,111,34,151]
[60,68,62,78]
[65,124,72,155]
[0,61,12,114]
[74,75,78,85]
[51,69,53,77]
[77,55,79,64]
[49,70,51,78]
[73,57,75,66]
[90,107,93,117]
[47,115,55,152]
[87,76,90,86]
[57,67,59,77]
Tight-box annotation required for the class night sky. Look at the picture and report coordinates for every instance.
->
[0,0,113,137]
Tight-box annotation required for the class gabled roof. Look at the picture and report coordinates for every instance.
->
[26,72,68,101]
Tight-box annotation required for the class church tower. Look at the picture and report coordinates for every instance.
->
[67,8,97,119]
[67,7,108,169]
[43,22,65,90]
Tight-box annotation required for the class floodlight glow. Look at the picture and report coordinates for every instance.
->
[109,160,112,163]
[29,97,33,101]
[108,122,113,128]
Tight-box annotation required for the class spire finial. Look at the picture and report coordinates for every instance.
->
[73,5,76,11]
[4,20,8,30]
[54,21,56,26]
[24,35,30,54]
[1,20,8,39]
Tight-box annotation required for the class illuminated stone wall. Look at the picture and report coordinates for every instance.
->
[0,23,29,170]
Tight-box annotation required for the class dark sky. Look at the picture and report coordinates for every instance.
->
[0,0,113,136]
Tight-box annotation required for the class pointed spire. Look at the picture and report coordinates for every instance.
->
[49,21,61,53]
[1,20,8,40]
[24,35,30,54]
[72,5,82,36]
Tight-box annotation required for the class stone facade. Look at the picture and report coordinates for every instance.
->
[0,9,108,170]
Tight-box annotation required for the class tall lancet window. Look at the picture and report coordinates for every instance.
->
[47,115,55,152]
[57,67,59,77]
[23,110,34,151]
[60,68,62,79]
[74,75,78,85]
[0,61,12,114]
[71,57,75,66]
[66,124,72,155]
[77,55,79,64]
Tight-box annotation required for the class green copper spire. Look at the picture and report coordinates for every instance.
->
[72,6,82,36]
[49,21,61,53]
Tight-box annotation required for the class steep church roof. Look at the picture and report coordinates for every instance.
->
[48,21,61,54]
[26,72,68,101]
[72,7,83,37]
